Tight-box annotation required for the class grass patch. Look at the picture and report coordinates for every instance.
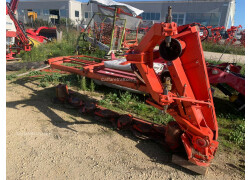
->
[6,74,17,80]
[202,41,245,55]
[17,29,78,62]
[16,70,173,125]
[99,91,174,124]
[38,73,82,88]
[80,77,87,91]
[213,87,245,151]
[229,124,245,146]
[17,28,106,62]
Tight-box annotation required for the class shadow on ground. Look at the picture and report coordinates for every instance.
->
[6,77,200,176]
[213,96,244,118]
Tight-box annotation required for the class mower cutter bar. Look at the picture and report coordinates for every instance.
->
[54,84,209,175]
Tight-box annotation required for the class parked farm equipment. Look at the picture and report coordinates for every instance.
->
[240,30,245,47]
[6,0,33,60]
[225,25,242,45]
[76,0,142,55]
[47,7,219,175]
[199,24,244,46]
[6,0,58,60]
[207,62,245,110]
[26,26,57,45]
[209,26,225,43]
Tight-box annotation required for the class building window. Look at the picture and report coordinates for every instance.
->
[85,12,89,18]
[33,9,41,16]
[155,13,160,20]
[141,12,160,21]
[84,12,92,19]
[186,13,221,27]
[43,9,49,15]
[75,11,79,18]
[60,9,67,17]
[18,9,25,16]
[169,13,185,25]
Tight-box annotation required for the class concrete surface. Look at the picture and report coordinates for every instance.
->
[203,51,245,64]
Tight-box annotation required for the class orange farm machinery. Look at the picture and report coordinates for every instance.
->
[77,1,142,54]
[47,7,219,175]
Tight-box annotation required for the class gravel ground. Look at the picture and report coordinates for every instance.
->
[6,79,245,180]
[203,51,245,64]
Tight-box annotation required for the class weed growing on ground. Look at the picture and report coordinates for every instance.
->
[17,28,107,62]
[17,29,79,62]
[38,73,81,87]
[6,74,17,80]
[202,41,245,55]
[90,79,95,92]
[213,87,245,150]
[28,71,46,76]
[229,124,245,147]
[80,77,87,91]
[99,91,174,124]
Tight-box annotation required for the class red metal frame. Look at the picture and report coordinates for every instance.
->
[122,28,139,49]
[210,26,225,43]
[199,25,211,40]
[98,5,142,19]
[6,0,32,60]
[207,63,245,96]
[200,25,225,43]
[9,0,19,13]
[240,30,245,47]
[48,20,219,170]
[225,25,242,45]
[82,5,141,50]
[26,27,57,43]
[200,25,245,46]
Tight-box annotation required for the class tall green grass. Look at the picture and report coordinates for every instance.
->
[25,18,75,29]
[18,29,79,62]
[17,28,106,62]
[202,41,245,55]
[99,91,174,124]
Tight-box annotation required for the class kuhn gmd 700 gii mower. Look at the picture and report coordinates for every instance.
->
[47,6,219,175]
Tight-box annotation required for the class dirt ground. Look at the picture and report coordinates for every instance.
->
[6,79,245,180]
[203,51,245,64]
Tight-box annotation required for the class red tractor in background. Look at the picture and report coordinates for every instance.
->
[6,0,57,61]
[210,26,225,43]
[6,0,33,60]
[225,25,242,45]
[26,26,57,43]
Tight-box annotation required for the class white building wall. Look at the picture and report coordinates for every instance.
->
[228,0,235,26]
[69,0,82,24]
[17,0,235,28]
[17,0,83,24]
[17,0,70,23]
